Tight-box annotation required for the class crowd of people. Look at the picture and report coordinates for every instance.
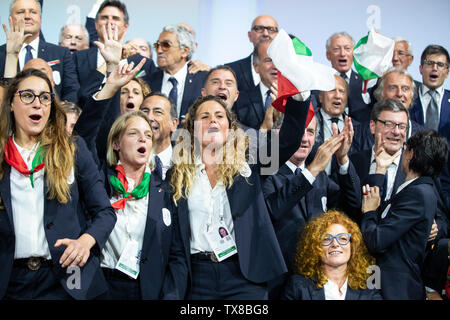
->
[0,0,449,301]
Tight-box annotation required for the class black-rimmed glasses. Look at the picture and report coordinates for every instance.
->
[15,90,54,106]
[252,25,278,34]
[376,119,408,132]
[423,59,449,69]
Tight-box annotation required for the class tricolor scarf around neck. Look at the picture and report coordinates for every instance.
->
[5,136,45,188]
[109,164,150,210]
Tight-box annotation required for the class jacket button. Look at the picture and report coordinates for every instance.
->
[46,222,54,229]
[141,257,147,263]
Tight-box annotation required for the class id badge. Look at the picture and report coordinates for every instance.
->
[115,239,141,279]
[205,225,237,262]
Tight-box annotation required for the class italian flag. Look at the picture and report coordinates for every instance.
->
[268,29,335,126]
[353,29,395,92]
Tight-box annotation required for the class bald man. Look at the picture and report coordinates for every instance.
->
[23,58,55,87]
[226,15,279,94]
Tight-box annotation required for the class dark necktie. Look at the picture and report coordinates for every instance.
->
[340,72,348,83]
[330,117,340,133]
[154,155,163,179]
[168,77,178,113]
[264,89,272,111]
[295,167,302,176]
[24,45,33,65]
[425,90,439,131]
[294,167,308,215]
[381,172,388,201]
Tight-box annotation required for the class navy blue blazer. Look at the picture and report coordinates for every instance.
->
[73,47,157,101]
[347,70,372,123]
[170,97,310,296]
[0,137,116,300]
[361,176,438,300]
[263,162,361,272]
[409,88,450,143]
[101,165,185,300]
[282,274,383,300]
[0,40,80,103]
[232,83,266,130]
[76,94,187,300]
[146,67,207,124]
[226,54,254,93]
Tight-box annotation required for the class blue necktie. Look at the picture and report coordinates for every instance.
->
[264,89,272,111]
[154,155,163,179]
[168,77,178,111]
[295,167,302,176]
[24,45,33,65]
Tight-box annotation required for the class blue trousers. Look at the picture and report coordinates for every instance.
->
[188,256,268,300]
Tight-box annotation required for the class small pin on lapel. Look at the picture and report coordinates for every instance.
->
[189,79,192,83]
[158,188,162,193]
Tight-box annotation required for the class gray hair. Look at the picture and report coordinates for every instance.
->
[392,37,413,56]
[325,31,354,51]
[162,25,195,61]
[373,67,417,105]
[10,0,41,15]
[59,23,90,45]
[370,98,410,123]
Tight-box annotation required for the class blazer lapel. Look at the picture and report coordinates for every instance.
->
[180,72,194,117]
[249,85,265,124]
[0,166,14,229]
[142,172,163,253]
[439,90,450,132]
[241,55,254,90]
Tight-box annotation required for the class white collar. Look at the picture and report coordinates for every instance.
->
[286,160,305,174]
[163,63,188,86]
[370,147,402,167]
[21,37,40,54]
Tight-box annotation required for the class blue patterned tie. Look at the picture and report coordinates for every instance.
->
[264,89,272,111]
[24,45,33,65]
[168,77,178,108]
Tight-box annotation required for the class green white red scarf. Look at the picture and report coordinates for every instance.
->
[110,164,150,210]
[4,136,45,188]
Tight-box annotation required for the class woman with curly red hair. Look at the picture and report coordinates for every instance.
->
[282,210,382,300]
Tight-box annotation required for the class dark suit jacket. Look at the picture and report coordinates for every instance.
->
[226,54,254,93]
[76,94,187,300]
[0,40,80,103]
[73,47,156,103]
[409,88,450,142]
[282,274,383,300]
[232,83,265,129]
[361,176,437,300]
[101,165,185,300]
[0,137,116,300]
[170,97,310,297]
[146,67,207,123]
[263,162,361,272]
[347,70,372,123]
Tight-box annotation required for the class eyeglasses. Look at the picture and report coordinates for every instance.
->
[376,119,408,132]
[422,59,449,69]
[15,90,54,106]
[394,50,411,58]
[153,40,177,52]
[321,233,352,246]
[252,25,278,34]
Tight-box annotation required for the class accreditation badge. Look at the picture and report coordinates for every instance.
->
[116,239,141,279]
[205,224,237,262]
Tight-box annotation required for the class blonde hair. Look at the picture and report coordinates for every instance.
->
[294,210,375,290]
[170,96,249,204]
[0,69,74,203]
[106,111,155,167]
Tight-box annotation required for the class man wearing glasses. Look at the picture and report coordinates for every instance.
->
[410,45,449,140]
[148,25,207,126]
[410,45,450,300]
[226,15,279,95]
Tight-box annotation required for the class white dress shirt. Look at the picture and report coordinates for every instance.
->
[188,163,235,254]
[11,137,50,259]
[19,37,39,70]
[250,54,261,87]
[324,277,348,300]
[369,148,401,201]
[161,63,188,117]
[285,161,315,185]
[101,165,150,269]
[419,84,444,123]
